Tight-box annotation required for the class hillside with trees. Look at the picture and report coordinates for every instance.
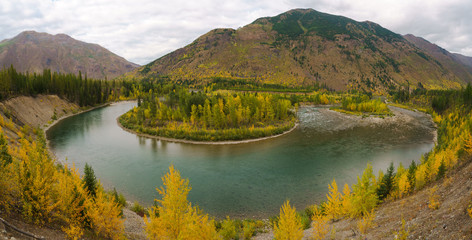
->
[127,8,472,92]
[0,31,139,80]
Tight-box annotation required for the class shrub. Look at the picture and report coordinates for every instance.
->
[131,201,145,217]
[242,221,256,240]
[219,216,237,240]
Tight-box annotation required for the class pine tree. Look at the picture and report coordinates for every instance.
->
[0,133,12,167]
[377,162,395,201]
[436,160,446,180]
[83,163,97,198]
[407,160,417,192]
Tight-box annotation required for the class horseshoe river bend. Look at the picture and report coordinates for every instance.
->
[46,101,435,218]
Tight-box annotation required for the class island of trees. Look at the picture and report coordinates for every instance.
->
[119,88,298,141]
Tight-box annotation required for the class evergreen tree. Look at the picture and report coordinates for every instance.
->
[83,163,98,198]
[407,160,417,192]
[377,162,395,201]
[436,160,446,180]
[0,134,12,167]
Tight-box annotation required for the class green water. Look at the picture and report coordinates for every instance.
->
[47,102,435,218]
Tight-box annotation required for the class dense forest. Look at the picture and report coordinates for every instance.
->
[0,65,139,106]
[119,88,298,141]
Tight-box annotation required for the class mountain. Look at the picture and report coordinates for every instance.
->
[453,53,472,68]
[129,8,472,91]
[403,34,472,82]
[0,31,139,79]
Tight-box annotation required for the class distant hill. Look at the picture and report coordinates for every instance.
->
[0,31,139,79]
[403,34,472,83]
[129,8,472,91]
[453,53,472,68]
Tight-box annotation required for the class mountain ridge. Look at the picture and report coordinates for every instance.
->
[128,8,472,91]
[0,30,139,79]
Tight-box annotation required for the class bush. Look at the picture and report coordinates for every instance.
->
[219,216,237,240]
[242,221,256,240]
[131,201,145,217]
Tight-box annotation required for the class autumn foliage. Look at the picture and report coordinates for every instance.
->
[0,127,125,239]
[273,200,303,240]
[144,165,218,240]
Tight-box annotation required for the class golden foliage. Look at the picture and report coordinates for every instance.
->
[16,139,59,225]
[350,164,378,217]
[145,165,218,240]
[340,184,352,217]
[357,210,375,235]
[311,206,329,240]
[393,217,409,240]
[273,200,303,240]
[428,186,440,210]
[219,216,236,240]
[324,179,342,220]
[85,190,125,239]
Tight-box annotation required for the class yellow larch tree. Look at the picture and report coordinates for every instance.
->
[16,138,59,225]
[312,205,329,240]
[55,164,88,240]
[85,190,125,239]
[340,184,352,217]
[324,179,342,220]
[273,200,303,240]
[144,165,218,240]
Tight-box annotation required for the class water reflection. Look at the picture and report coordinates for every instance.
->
[47,102,435,218]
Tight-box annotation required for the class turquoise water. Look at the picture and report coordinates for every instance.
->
[47,102,435,218]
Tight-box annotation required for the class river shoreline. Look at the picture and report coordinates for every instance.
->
[117,118,299,145]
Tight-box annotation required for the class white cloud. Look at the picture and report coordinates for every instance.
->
[0,0,471,64]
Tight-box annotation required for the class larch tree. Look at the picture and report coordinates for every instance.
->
[144,165,218,240]
[324,179,342,220]
[273,200,303,240]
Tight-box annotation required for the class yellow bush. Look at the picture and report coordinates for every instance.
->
[86,190,125,239]
[274,200,303,240]
[428,186,440,210]
[393,217,409,240]
[357,210,375,235]
[311,206,329,240]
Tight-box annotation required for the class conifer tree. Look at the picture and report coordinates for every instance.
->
[0,133,11,167]
[83,163,97,198]
[351,164,378,217]
[273,200,303,240]
[145,165,218,239]
[377,162,395,201]
[325,179,342,220]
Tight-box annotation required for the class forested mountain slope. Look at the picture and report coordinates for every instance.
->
[0,31,139,79]
[129,9,472,91]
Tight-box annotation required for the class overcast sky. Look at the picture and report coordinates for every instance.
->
[1,0,471,65]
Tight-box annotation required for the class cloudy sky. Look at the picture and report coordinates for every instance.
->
[1,0,471,65]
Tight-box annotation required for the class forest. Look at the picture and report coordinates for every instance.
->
[1,63,472,239]
[119,88,298,141]
[0,65,139,106]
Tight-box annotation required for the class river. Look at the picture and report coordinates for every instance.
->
[47,101,435,219]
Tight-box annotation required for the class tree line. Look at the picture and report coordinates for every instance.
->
[0,66,138,106]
